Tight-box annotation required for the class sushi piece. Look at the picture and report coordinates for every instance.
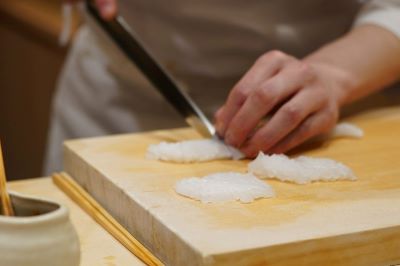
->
[248,153,356,184]
[329,122,364,139]
[147,123,362,164]
[175,172,274,203]
[147,138,244,163]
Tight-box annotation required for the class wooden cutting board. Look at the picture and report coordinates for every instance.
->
[64,106,400,266]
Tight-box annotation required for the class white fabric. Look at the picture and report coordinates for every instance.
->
[44,0,400,174]
[355,0,400,39]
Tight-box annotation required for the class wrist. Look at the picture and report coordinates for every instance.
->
[305,60,358,108]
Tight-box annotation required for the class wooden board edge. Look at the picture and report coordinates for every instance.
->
[209,224,400,266]
[63,143,208,266]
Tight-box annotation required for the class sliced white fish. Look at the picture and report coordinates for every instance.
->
[147,139,244,163]
[175,172,274,203]
[329,122,364,139]
[248,153,356,185]
[147,123,362,164]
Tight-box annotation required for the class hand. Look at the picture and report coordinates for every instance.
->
[65,0,117,20]
[94,0,117,20]
[215,50,344,157]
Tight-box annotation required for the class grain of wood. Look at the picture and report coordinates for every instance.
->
[52,172,164,266]
[64,106,400,266]
[0,142,14,216]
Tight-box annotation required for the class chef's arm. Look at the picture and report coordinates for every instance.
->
[215,24,400,157]
[304,24,400,106]
[311,0,400,106]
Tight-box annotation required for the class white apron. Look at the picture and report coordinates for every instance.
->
[44,0,364,174]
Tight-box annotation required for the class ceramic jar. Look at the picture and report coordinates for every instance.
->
[0,192,80,266]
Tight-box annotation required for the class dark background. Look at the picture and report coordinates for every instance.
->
[0,0,80,180]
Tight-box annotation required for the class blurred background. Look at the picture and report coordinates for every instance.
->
[0,0,80,180]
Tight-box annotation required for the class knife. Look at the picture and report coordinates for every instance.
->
[86,1,215,138]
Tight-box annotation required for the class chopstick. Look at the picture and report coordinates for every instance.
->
[0,142,14,216]
[52,172,163,266]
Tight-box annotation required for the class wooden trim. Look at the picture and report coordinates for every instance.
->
[0,0,80,47]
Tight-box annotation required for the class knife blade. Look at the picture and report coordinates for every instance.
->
[86,1,215,138]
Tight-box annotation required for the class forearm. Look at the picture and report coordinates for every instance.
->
[304,25,400,107]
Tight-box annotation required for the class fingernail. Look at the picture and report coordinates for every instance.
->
[242,146,255,158]
[225,132,234,146]
[215,121,223,135]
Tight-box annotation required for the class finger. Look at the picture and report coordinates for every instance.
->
[240,88,324,157]
[224,61,314,148]
[214,106,225,137]
[268,108,336,154]
[216,51,293,136]
[95,0,117,20]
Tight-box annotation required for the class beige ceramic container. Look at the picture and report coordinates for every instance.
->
[0,192,80,266]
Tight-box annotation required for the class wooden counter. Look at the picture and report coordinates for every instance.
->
[8,177,145,266]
